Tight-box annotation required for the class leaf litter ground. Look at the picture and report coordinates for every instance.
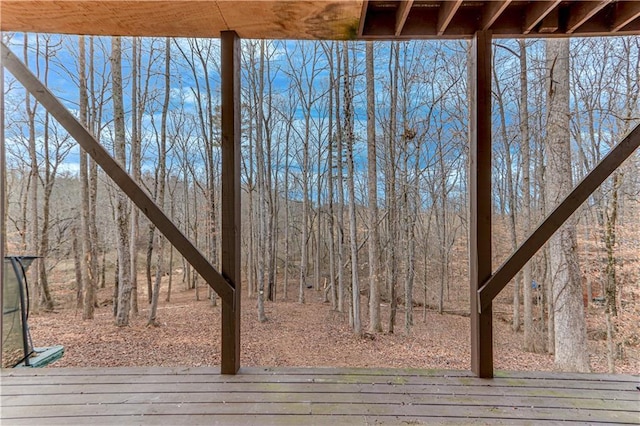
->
[28,281,639,374]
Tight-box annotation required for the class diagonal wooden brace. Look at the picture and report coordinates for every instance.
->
[478,123,640,313]
[1,41,235,304]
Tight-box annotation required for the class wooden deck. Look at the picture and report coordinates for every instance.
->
[1,367,638,425]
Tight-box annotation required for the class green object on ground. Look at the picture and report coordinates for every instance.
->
[15,346,65,368]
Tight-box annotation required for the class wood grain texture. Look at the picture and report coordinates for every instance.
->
[611,1,640,32]
[469,30,493,379]
[220,31,241,375]
[523,1,562,34]
[566,0,612,34]
[2,0,639,39]
[437,0,463,35]
[0,0,363,39]
[2,367,638,424]
[395,0,414,36]
[480,0,512,31]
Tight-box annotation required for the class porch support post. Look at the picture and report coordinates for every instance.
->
[469,30,493,378]
[0,40,5,369]
[220,31,241,375]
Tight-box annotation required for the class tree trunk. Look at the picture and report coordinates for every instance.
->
[386,41,399,333]
[88,36,100,297]
[130,36,140,316]
[79,35,95,319]
[325,41,337,311]
[604,171,621,317]
[148,38,171,326]
[493,58,522,332]
[112,36,132,327]
[366,41,381,333]
[24,35,53,311]
[335,44,345,313]
[343,42,360,335]
[36,36,56,312]
[545,38,589,372]
[519,39,535,352]
[72,225,83,310]
[256,40,267,322]
[299,104,310,304]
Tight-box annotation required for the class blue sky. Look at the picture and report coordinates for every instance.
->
[4,33,639,208]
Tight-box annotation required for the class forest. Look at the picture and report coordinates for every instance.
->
[2,32,639,374]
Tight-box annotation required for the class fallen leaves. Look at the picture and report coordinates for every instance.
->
[27,283,639,374]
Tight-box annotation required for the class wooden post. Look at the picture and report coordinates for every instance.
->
[0,42,5,369]
[220,31,241,375]
[469,30,493,378]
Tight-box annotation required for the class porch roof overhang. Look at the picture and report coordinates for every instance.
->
[2,1,640,40]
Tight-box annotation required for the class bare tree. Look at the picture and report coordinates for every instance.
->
[365,41,381,333]
[545,38,589,372]
[518,39,536,352]
[79,35,95,319]
[386,41,399,333]
[342,42,360,334]
[148,38,171,326]
[112,36,133,326]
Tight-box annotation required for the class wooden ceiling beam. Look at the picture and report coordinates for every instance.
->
[358,0,369,37]
[481,0,512,31]
[611,1,640,32]
[539,7,559,33]
[566,1,612,34]
[437,0,463,36]
[523,0,561,34]
[395,0,414,37]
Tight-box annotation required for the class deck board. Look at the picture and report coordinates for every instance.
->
[2,367,638,425]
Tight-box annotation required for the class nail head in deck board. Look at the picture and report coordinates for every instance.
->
[478,123,640,312]
[469,30,493,379]
[220,30,241,375]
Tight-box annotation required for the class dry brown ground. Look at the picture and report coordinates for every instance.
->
[27,276,639,374]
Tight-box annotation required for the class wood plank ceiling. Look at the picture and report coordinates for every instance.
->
[0,1,364,39]
[1,1,639,39]
[360,1,640,38]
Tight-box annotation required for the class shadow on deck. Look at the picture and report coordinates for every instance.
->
[1,367,638,424]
